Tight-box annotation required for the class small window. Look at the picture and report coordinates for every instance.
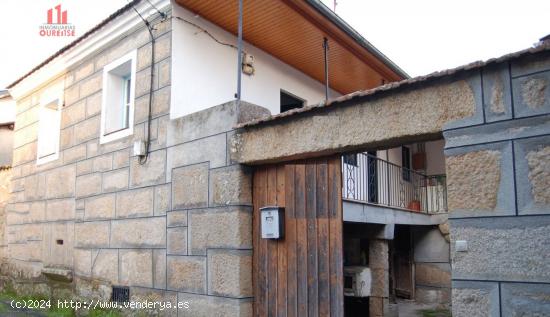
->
[37,94,62,165]
[402,146,411,181]
[280,90,305,113]
[100,50,136,144]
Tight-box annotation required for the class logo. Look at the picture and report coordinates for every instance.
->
[39,4,75,37]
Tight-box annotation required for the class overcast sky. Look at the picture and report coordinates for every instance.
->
[1,0,549,88]
[0,0,128,89]
[320,0,550,77]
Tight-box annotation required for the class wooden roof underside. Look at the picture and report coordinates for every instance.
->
[174,0,406,95]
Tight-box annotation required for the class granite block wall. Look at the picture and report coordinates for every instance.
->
[6,10,173,304]
[443,50,550,316]
[4,8,267,316]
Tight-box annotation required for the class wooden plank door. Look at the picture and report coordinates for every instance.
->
[253,157,344,317]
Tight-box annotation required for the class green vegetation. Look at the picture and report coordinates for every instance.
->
[418,308,452,317]
[0,284,122,317]
[88,309,123,317]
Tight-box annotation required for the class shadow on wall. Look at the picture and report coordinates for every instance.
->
[0,167,11,263]
[412,225,451,306]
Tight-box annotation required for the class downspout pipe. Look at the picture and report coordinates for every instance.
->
[131,5,156,165]
[323,37,329,101]
[236,0,243,119]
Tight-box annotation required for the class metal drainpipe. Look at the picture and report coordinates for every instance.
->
[236,0,243,120]
[323,37,329,101]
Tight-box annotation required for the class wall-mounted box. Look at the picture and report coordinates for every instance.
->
[412,152,426,170]
[455,240,468,252]
[133,140,145,157]
[260,206,284,239]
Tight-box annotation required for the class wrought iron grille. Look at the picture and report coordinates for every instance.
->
[342,152,447,214]
[111,286,130,303]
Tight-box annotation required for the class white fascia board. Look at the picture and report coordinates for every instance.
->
[9,0,170,100]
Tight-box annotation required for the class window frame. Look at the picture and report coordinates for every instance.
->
[36,93,63,165]
[100,50,137,144]
[122,75,132,130]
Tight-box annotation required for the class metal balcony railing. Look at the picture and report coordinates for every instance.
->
[342,152,448,214]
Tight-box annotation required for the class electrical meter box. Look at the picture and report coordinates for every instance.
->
[260,206,284,239]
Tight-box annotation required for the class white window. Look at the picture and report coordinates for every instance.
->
[100,50,136,144]
[36,93,62,165]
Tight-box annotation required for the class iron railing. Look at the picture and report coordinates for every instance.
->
[342,152,447,214]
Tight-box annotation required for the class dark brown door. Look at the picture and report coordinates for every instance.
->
[393,226,414,299]
[253,157,344,317]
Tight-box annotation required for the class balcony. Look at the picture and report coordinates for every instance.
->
[342,152,447,214]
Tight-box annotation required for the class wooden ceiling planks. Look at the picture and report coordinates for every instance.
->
[175,0,404,94]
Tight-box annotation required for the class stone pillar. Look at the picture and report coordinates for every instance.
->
[166,101,269,315]
[444,55,550,316]
[412,226,451,305]
[369,239,389,317]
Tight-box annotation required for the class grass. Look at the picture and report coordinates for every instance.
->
[0,301,8,314]
[88,309,123,317]
[0,285,122,317]
[418,308,452,317]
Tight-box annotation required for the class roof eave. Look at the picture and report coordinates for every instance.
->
[0,90,9,99]
[305,0,410,79]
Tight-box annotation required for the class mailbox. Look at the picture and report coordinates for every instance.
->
[260,206,284,239]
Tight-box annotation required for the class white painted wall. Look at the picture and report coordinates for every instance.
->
[381,140,446,176]
[0,97,15,125]
[170,2,338,119]
[383,147,403,166]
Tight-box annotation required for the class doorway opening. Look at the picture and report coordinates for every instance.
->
[341,140,451,316]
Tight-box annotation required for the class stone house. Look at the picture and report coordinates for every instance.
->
[3,0,550,316]
[2,0,404,314]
